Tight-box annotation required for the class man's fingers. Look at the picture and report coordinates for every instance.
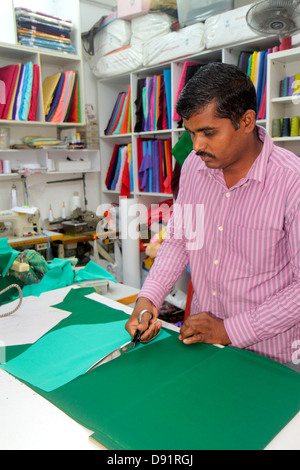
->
[140,321,162,343]
[182,334,204,344]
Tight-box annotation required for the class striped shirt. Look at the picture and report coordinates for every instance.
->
[139,126,300,364]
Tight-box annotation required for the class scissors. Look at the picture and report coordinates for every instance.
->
[85,309,155,374]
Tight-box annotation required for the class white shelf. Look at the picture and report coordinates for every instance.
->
[273,136,300,142]
[271,96,300,104]
[267,47,300,143]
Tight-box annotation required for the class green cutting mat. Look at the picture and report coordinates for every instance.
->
[2,288,300,450]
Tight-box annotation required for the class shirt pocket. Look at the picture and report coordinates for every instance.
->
[228,225,284,276]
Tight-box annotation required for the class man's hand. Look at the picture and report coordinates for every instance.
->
[179,312,231,346]
[125,297,161,343]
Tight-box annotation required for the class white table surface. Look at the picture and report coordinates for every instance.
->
[0,284,299,450]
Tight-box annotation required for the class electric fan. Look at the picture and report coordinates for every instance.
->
[246,0,300,47]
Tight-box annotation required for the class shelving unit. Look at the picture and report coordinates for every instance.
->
[97,35,284,208]
[0,0,101,180]
[267,45,300,154]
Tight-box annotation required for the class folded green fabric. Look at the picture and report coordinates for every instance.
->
[74,260,116,284]
[0,239,19,277]
[21,258,74,297]
[171,131,193,166]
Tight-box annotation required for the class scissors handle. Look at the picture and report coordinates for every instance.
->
[132,309,154,346]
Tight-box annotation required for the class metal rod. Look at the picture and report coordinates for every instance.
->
[46,177,84,184]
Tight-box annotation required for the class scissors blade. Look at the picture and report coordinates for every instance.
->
[85,340,136,373]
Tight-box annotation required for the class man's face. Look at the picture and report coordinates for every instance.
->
[183,102,245,171]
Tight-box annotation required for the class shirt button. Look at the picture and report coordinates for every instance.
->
[213,259,219,265]
[218,226,223,232]
[225,192,230,198]
[212,291,217,296]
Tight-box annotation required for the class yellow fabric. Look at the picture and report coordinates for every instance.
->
[42,73,61,116]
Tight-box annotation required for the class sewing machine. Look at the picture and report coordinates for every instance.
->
[0,210,41,238]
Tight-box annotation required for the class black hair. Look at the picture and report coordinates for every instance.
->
[175,62,257,130]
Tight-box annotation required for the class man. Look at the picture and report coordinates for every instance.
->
[126,62,300,370]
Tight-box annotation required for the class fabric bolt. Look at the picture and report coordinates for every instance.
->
[64,73,78,122]
[46,73,65,121]
[66,72,80,123]
[139,126,300,364]
[105,144,119,189]
[115,146,128,192]
[0,65,19,119]
[11,64,23,120]
[7,65,21,120]
[18,63,29,120]
[27,64,40,121]
[20,61,33,121]
[173,62,199,122]
[14,64,25,121]
[43,73,61,116]
[50,71,72,123]
[60,71,75,122]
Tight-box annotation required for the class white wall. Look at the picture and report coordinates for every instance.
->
[0,0,111,223]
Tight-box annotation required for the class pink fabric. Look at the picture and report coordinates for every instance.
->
[139,126,300,364]
[173,61,199,122]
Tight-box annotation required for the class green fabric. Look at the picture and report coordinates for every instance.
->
[21,258,74,297]
[171,131,193,166]
[1,321,171,391]
[0,239,19,277]
[2,288,300,450]
[74,260,117,284]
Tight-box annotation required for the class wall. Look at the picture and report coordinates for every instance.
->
[0,0,110,223]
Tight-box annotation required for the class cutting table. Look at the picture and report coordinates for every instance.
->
[0,283,300,450]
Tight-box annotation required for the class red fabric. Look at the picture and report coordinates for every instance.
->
[105,144,119,189]
[67,71,79,123]
[0,65,19,119]
[184,280,194,321]
[28,64,40,121]
[120,153,130,197]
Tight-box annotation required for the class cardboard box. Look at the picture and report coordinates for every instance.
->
[117,0,150,20]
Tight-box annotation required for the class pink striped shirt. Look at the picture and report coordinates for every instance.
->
[139,126,300,364]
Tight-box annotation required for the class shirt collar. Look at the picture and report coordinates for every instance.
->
[196,125,273,187]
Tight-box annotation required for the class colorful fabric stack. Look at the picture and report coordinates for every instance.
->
[137,138,173,194]
[105,85,131,135]
[237,45,280,121]
[135,71,171,132]
[105,143,133,197]
[15,7,74,54]
[43,71,81,123]
[0,62,40,121]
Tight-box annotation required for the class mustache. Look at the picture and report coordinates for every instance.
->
[196,150,216,159]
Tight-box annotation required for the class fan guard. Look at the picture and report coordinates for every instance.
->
[246,0,300,37]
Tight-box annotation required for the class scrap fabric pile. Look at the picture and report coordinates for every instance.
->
[15,7,74,54]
